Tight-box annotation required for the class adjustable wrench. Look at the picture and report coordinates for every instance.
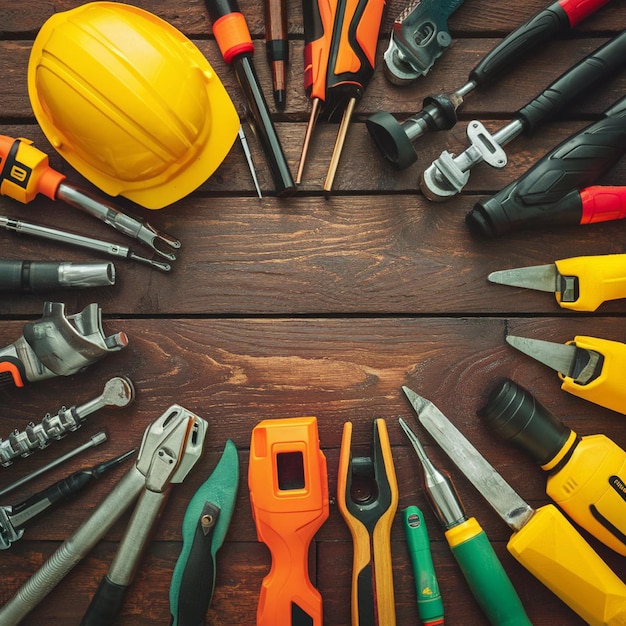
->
[0,404,207,626]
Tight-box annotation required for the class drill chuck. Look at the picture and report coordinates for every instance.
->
[479,379,571,466]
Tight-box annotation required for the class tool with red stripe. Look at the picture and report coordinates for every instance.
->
[205,0,296,196]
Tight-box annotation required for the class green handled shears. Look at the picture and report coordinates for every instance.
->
[169,439,240,625]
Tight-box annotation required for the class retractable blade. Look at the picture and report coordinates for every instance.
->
[506,334,626,415]
[402,385,626,625]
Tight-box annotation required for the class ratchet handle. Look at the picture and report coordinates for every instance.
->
[81,576,129,626]
[447,518,532,625]
[469,0,609,87]
[518,31,626,134]
[508,504,626,624]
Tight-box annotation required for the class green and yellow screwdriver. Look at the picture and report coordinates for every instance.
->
[399,417,531,626]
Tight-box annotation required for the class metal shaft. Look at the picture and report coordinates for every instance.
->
[324,97,357,193]
[0,432,108,499]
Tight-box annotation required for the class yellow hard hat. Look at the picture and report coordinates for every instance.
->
[28,2,239,209]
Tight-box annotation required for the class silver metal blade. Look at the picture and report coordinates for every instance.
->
[506,335,576,376]
[402,386,535,531]
[488,264,558,293]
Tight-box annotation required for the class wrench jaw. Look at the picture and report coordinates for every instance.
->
[17,302,128,383]
[136,405,207,491]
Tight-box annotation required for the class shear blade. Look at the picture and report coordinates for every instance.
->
[506,335,577,376]
[488,264,558,293]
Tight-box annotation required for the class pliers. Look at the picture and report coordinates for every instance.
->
[337,419,399,626]
[507,334,626,415]
[489,253,626,312]
[169,439,240,625]
[0,404,207,626]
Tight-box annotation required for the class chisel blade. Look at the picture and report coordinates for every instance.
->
[402,386,535,532]
[487,264,558,293]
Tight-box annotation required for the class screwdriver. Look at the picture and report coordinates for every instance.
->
[296,0,337,183]
[298,0,386,192]
[399,417,532,626]
[205,0,296,196]
[0,449,135,550]
[0,136,180,260]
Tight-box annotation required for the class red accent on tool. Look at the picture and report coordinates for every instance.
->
[212,13,254,64]
[558,0,610,27]
[580,186,626,224]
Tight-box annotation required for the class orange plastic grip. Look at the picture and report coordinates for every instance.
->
[303,0,337,100]
[0,135,64,204]
[212,13,254,64]
[326,0,385,97]
[249,417,329,626]
[0,359,26,387]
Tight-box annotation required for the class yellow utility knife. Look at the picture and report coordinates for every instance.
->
[506,334,626,415]
[488,253,626,311]
[404,386,626,626]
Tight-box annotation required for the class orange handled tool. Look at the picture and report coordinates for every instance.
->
[248,417,329,626]
[297,0,386,190]
[0,135,180,261]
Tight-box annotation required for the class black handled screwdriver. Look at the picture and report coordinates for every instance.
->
[0,449,135,550]
[205,0,296,196]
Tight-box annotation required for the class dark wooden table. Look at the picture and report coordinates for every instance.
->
[1,1,625,624]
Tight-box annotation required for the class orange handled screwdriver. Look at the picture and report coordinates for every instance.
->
[323,0,386,192]
[297,0,386,191]
[296,0,337,183]
[0,135,180,260]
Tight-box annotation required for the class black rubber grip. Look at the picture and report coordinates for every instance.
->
[518,31,626,134]
[466,96,626,237]
[0,260,58,291]
[81,576,129,626]
[469,3,569,87]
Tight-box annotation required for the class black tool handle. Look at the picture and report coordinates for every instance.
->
[466,95,626,236]
[518,31,626,134]
[10,470,95,530]
[171,503,220,626]
[0,260,61,291]
[469,0,609,87]
[81,576,129,626]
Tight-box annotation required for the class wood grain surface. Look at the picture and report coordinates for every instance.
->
[0,1,625,624]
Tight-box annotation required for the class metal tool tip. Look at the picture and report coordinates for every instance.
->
[486,271,500,284]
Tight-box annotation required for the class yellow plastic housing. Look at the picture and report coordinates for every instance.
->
[542,432,626,555]
[559,336,626,415]
[28,2,239,209]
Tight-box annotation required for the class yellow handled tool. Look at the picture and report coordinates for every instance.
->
[338,419,398,626]
[506,334,626,415]
[404,386,626,625]
[488,253,626,311]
